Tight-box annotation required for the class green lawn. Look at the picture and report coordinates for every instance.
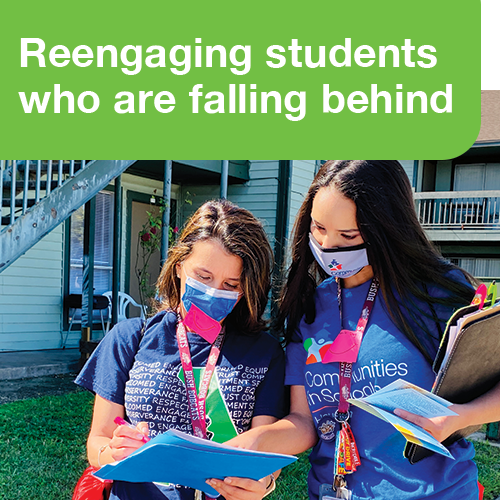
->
[0,391,499,499]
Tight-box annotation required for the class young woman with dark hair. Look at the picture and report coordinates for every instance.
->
[209,161,500,500]
[76,199,287,500]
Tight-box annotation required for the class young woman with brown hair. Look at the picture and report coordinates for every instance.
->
[76,199,286,500]
[210,161,500,500]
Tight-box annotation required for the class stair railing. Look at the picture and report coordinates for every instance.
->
[1,160,90,231]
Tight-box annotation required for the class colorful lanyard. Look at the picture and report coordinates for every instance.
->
[176,314,224,439]
[333,279,379,490]
[335,278,379,416]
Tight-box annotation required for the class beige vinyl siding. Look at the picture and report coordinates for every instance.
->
[0,224,64,351]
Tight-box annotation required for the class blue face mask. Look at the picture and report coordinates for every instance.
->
[181,276,240,322]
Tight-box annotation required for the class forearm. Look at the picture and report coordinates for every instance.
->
[238,412,318,455]
[87,435,113,468]
[457,380,500,428]
[397,380,500,442]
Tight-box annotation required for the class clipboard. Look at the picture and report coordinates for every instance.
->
[405,299,500,464]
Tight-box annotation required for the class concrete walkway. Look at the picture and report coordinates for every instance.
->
[0,348,80,380]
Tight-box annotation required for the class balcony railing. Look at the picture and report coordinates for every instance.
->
[414,190,500,229]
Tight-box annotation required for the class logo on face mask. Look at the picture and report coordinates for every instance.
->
[308,233,369,278]
[328,259,343,272]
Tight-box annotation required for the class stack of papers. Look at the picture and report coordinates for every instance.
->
[93,429,297,496]
[349,379,457,458]
[442,302,500,368]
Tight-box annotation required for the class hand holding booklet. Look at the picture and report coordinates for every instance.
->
[348,379,457,459]
[93,429,297,496]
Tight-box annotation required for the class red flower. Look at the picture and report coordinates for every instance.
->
[141,232,151,242]
[150,227,158,235]
[173,226,179,234]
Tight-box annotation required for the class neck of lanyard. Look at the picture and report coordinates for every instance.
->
[335,278,379,417]
[176,314,224,439]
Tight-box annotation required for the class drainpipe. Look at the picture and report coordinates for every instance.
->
[111,176,122,327]
[271,160,292,325]
[161,160,173,266]
[81,196,96,361]
[220,160,229,199]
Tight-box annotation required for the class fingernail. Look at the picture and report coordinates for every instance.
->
[225,478,232,484]
[394,409,402,416]
[206,479,215,485]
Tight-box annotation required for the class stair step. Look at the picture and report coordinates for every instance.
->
[5,161,85,172]
[2,198,37,208]
[15,164,86,175]
[2,179,61,192]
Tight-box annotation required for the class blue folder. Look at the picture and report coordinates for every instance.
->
[93,429,297,496]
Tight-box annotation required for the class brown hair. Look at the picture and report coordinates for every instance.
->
[277,161,476,360]
[157,199,273,335]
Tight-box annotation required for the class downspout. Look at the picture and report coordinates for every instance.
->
[81,196,96,362]
[220,160,229,199]
[161,160,173,266]
[111,176,122,327]
[271,160,291,327]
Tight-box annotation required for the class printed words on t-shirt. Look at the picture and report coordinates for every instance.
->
[305,358,408,408]
[124,360,268,440]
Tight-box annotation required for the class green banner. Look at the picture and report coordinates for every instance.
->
[0,0,480,158]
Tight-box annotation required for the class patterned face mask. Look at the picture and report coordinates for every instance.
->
[308,233,369,278]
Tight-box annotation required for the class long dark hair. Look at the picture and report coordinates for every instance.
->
[157,199,273,335]
[277,160,476,360]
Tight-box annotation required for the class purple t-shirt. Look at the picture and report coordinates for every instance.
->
[286,276,478,500]
[76,310,287,500]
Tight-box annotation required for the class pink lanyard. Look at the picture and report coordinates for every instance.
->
[331,279,379,489]
[336,279,379,417]
[176,315,224,439]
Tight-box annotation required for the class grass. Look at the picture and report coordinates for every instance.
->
[1,391,499,499]
[474,440,500,500]
[0,390,94,500]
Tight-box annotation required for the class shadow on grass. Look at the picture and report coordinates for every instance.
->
[1,391,499,500]
[0,391,94,500]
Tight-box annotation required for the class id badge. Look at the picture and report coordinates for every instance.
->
[319,483,336,500]
[319,483,352,500]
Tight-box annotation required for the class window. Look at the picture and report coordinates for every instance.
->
[70,191,114,295]
[454,163,500,191]
[449,257,500,280]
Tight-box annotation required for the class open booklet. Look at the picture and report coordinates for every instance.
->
[93,428,297,496]
[348,379,457,459]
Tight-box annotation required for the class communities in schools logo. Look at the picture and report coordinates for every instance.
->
[328,259,342,271]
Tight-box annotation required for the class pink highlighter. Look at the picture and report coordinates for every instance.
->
[114,416,150,443]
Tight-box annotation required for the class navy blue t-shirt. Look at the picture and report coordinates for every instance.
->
[76,310,287,500]
[286,275,478,500]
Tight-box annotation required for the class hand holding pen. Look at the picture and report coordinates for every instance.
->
[106,417,151,462]
[114,417,151,443]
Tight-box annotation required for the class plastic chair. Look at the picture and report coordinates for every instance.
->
[103,291,145,333]
[62,293,109,348]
